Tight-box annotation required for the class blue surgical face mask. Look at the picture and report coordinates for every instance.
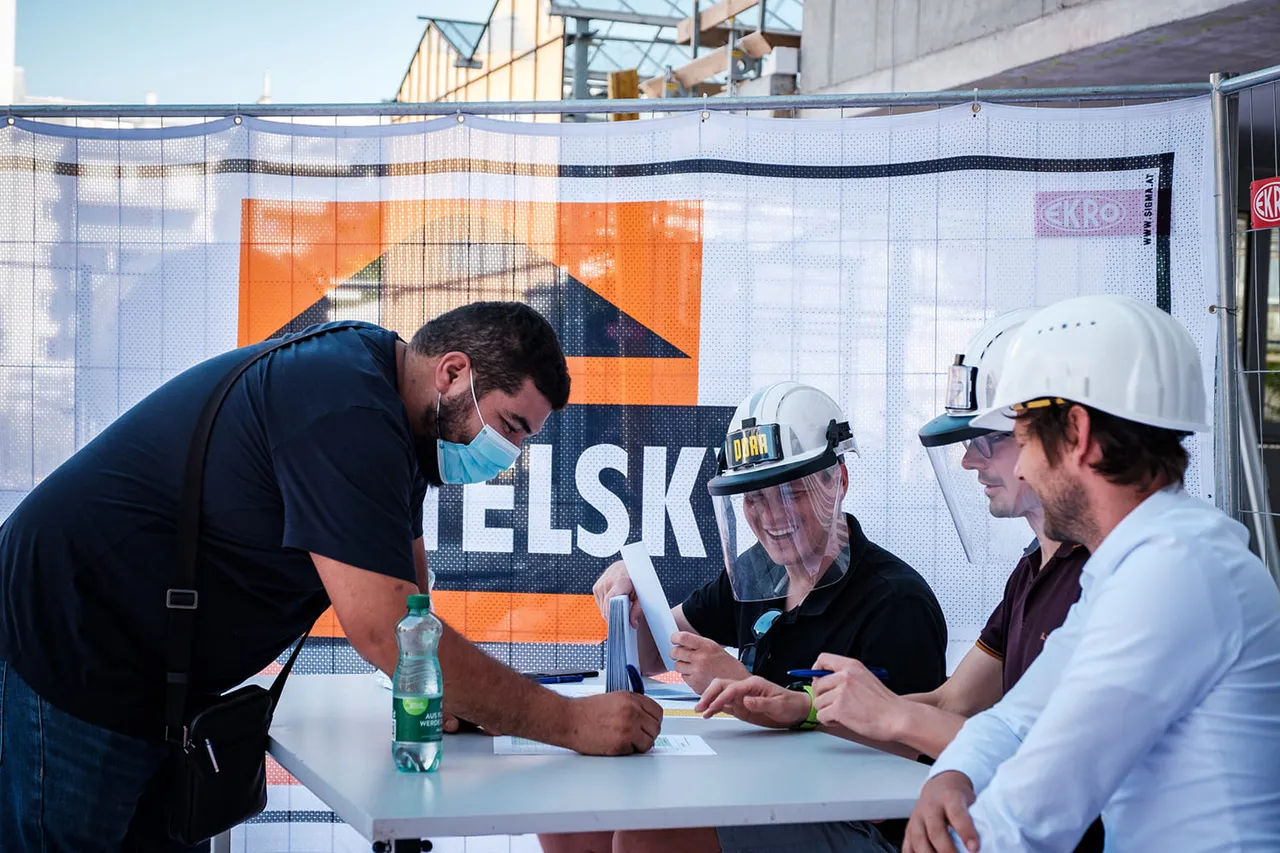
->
[436,370,521,485]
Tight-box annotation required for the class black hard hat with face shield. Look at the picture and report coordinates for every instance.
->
[918,308,1038,563]
[707,382,858,602]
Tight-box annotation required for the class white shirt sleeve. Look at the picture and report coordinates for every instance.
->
[930,579,1087,792]
[937,536,1241,852]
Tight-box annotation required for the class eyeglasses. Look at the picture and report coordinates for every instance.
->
[738,608,782,673]
[962,432,1013,459]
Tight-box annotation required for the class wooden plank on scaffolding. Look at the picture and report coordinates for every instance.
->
[737,30,774,59]
[676,0,759,44]
[672,45,731,89]
[638,75,724,99]
[608,69,640,121]
[694,27,800,49]
[641,39,758,97]
[639,75,666,99]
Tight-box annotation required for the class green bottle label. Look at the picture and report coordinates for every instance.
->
[394,696,443,743]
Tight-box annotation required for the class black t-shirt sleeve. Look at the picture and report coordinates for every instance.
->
[410,477,428,540]
[680,569,740,647]
[855,593,948,696]
[977,598,1007,661]
[271,406,418,583]
[978,568,1019,660]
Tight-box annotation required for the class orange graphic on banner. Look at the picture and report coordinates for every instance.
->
[239,197,701,650]
[238,198,703,406]
[307,593,605,645]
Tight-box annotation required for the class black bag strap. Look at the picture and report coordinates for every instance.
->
[164,322,371,743]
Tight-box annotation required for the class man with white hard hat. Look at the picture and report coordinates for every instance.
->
[696,310,1102,853]
[904,294,1280,853]
[542,381,947,853]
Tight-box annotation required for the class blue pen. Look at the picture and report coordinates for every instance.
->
[624,664,645,695]
[535,674,586,685]
[787,668,889,681]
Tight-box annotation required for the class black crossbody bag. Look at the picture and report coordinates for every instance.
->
[161,323,364,844]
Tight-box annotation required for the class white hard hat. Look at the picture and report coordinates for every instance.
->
[708,381,857,493]
[918,307,1040,448]
[971,295,1209,433]
[707,382,857,604]
[919,308,1040,564]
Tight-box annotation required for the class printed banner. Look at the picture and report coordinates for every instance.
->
[0,99,1217,847]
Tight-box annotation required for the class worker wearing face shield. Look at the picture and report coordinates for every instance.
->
[908,296,1280,853]
[693,313,1104,853]
[705,311,1105,853]
[543,383,947,853]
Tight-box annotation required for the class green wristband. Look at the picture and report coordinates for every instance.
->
[796,684,819,731]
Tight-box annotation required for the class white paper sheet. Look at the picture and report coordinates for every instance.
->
[493,734,715,757]
[620,542,682,673]
[548,683,605,697]
[642,680,699,701]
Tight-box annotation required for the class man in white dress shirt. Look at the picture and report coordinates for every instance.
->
[904,294,1280,853]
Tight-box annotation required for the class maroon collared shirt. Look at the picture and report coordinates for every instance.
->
[978,541,1090,695]
[978,542,1105,853]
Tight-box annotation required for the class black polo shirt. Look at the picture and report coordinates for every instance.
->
[977,541,1105,853]
[681,515,947,696]
[977,542,1090,693]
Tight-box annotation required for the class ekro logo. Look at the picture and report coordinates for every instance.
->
[1040,195,1124,232]
[1252,179,1280,228]
[1034,188,1150,238]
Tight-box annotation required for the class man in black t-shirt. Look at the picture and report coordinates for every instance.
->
[540,382,946,853]
[0,302,661,853]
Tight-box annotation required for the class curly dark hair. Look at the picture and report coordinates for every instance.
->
[409,302,571,410]
[1019,402,1189,488]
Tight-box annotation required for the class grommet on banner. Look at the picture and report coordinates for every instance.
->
[6,116,13,126]
[971,89,981,115]
[701,93,710,122]
[233,115,242,125]
[1209,304,1238,315]
[456,113,465,124]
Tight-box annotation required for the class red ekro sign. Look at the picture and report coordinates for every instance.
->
[1250,176,1280,229]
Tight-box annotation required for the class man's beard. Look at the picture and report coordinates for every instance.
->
[413,392,472,487]
[1040,473,1095,546]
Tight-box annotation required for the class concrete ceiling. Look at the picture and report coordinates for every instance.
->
[974,0,1280,89]
[969,1,1280,198]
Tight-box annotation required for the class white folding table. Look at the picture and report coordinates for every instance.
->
[257,674,929,851]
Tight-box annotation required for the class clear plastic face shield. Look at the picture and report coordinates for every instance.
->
[925,433,1018,563]
[921,354,1036,563]
[708,424,851,602]
[921,356,1029,560]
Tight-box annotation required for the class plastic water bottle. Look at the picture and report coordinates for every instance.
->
[392,593,443,772]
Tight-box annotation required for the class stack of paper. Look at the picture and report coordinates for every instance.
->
[605,594,640,692]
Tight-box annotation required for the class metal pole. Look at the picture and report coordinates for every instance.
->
[2,83,1212,119]
[1212,71,1240,516]
[725,15,736,98]
[690,1,699,60]
[1237,367,1280,580]
[1217,62,1280,95]
[571,17,592,121]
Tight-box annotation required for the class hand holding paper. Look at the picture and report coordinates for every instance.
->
[592,559,643,627]
[619,542,682,673]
